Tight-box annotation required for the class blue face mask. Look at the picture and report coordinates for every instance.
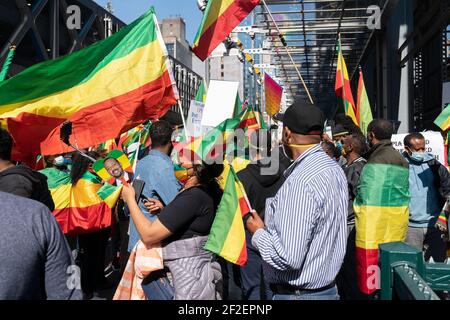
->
[410,152,425,163]
[54,156,65,167]
[335,141,344,154]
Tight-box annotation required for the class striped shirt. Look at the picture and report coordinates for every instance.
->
[252,144,348,289]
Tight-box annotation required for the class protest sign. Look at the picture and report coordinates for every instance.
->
[186,100,205,138]
[201,80,239,128]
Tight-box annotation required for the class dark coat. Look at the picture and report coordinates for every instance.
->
[0,164,55,211]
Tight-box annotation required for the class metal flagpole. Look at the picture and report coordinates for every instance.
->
[177,100,190,141]
[260,0,315,105]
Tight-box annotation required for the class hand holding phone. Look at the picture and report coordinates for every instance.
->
[143,198,164,215]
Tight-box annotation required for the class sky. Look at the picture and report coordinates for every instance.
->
[94,0,203,44]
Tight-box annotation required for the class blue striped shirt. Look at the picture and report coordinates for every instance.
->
[252,145,348,289]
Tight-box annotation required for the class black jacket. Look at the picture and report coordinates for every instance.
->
[0,164,55,211]
[237,159,288,219]
[426,158,450,208]
[343,157,367,225]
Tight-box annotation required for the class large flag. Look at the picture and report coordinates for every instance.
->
[0,8,178,163]
[264,73,283,117]
[335,36,358,125]
[205,165,249,265]
[356,68,373,136]
[192,0,260,61]
[353,163,410,294]
[434,103,450,131]
[40,169,113,235]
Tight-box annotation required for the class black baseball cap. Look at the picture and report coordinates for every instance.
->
[281,100,325,135]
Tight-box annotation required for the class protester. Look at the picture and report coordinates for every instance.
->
[70,151,112,299]
[128,120,182,252]
[403,133,450,262]
[354,119,410,299]
[246,101,348,300]
[336,133,368,300]
[0,191,82,300]
[121,160,224,300]
[0,128,54,211]
[236,130,288,300]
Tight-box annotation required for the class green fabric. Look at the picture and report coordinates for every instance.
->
[39,167,71,189]
[0,7,157,106]
[354,163,410,207]
[205,167,238,254]
[0,47,15,81]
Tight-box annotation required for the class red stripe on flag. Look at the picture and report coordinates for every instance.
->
[40,71,176,155]
[355,247,379,295]
[193,0,260,61]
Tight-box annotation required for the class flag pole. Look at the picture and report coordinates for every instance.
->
[177,100,190,141]
[260,0,314,105]
[338,34,348,114]
[230,164,254,212]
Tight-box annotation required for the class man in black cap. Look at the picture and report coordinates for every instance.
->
[246,101,348,300]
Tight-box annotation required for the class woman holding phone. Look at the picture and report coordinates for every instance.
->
[121,160,224,300]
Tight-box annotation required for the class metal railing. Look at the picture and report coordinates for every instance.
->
[380,242,450,300]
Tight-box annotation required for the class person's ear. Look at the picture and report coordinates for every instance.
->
[284,127,292,143]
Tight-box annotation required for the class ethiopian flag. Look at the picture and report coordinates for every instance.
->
[40,168,113,235]
[434,103,450,131]
[205,165,250,265]
[192,0,260,61]
[354,162,410,295]
[356,68,373,136]
[335,36,358,125]
[0,8,177,164]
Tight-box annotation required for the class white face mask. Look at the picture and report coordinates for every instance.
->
[54,156,65,167]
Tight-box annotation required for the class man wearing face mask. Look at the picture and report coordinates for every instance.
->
[246,101,348,300]
[403,133,450,262]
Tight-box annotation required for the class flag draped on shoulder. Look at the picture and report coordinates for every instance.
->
[192,0,260,61]
[205,165,249,265]
[356,68,373,136]
[335,36,358,125]
[40,169,114,235]
[0,7,177,162]
[353,160,409,295]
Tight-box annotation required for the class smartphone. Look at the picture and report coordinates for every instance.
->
[132,179,145,204]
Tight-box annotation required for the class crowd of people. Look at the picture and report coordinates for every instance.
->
[1,100,449,300]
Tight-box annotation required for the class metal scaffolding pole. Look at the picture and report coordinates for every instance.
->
[261,0,315,105]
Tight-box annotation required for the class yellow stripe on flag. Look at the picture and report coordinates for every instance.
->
[1,40,166,119]
[354,205,409,250]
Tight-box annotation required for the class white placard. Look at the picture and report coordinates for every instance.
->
[201,80,239,128]
[186,101,205,138]
[391,131,445,166]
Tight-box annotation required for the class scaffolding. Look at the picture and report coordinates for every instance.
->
[249,0,390,115]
